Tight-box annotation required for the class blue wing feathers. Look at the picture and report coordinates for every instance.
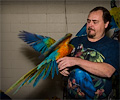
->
[14,75,31,94]
[55,62,59,75]
[43,61,53,80]
[46,50,58,61]
[19,31,45,43]
[33,64,50,87]
[28,70,40,84]
[33,69,46,87]
[19,31,56,53]
[41,46,47,54]
[52,61,56,79]
[31,42,45,52]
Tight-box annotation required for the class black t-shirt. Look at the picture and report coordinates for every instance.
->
[70,35,119,74]
[68,35,119,99]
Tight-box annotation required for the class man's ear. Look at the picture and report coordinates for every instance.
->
[105,21,109,28]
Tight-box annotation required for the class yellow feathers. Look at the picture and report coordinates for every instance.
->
[110,7,120,28]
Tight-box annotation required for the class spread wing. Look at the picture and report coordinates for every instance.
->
[19,31,56,53]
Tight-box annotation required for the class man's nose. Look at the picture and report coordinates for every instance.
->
[89,21,94,27]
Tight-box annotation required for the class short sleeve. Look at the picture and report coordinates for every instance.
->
[103,41,119,75]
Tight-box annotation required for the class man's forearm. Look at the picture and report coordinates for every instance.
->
[76,58,115,78]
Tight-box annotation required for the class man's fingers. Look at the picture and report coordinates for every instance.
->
[57,57,64,63]
[59,63,67,70]
[60,68,70,76]
[58,59,66,70]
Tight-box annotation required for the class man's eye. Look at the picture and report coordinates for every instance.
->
[93,21,98,24]
[87,20,91,23]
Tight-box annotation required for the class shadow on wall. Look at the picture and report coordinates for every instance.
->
[20,44,42,65]
[19,45,64,99]
[26,75,63,99]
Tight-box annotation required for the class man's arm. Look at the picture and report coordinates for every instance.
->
[57,57,115,78]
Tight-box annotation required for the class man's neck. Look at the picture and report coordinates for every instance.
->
[87,34,105,42]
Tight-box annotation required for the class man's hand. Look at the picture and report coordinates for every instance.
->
[57,57,78,70]
[59,68,70,76]
[57,57,79,76]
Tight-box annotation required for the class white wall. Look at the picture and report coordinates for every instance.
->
[1,0,119,99]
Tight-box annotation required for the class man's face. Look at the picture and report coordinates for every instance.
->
[86,10,108,39]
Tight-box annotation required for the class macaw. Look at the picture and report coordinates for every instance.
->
[76,0,119,37]
[109,0,120,39]
[68,44,106,99]
[110,0,120,28]
[6,31,74,94]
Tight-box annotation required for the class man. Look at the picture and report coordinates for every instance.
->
[57,6,119,99]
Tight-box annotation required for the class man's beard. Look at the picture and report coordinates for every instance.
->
[87,27,96,38]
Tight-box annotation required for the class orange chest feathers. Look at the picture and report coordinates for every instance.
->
[56,44,74,60]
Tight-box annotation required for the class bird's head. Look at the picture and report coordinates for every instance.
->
[64,33,72,42]
[64,33,72,39]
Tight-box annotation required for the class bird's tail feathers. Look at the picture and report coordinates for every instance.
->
[33,64,49,87]
[5,67,38,94]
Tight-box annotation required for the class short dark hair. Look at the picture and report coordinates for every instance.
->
[89,6,111,32]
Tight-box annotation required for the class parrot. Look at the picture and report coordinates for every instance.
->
[68,44,106,99]
[68,68,96,99]
[110,0,120,28]
[75,44,105,62]
[76,0,119,37]
[109,0,120,39]
[5,31,74,94]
